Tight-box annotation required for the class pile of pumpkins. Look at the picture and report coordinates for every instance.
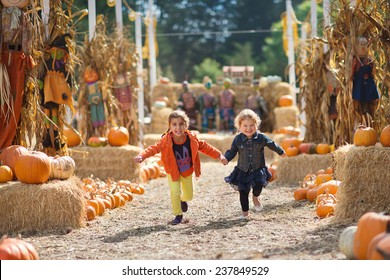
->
[280,137,334,157]
[293,167,341,219]
[140,155,166,182]
[81,177,145,221]
[0,145,75,184]
[354,124,390,147]
[339,212,390,260]
[64,126,130,148]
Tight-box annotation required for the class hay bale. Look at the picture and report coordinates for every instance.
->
[274,106,299,130]
[276,154,333,184]
[150,107,172,134]
[333,144,390,222]
[69,145,142,181]
[0,176,85,234]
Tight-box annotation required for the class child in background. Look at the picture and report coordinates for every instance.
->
[223,109,286,220]
[134,110,227,225]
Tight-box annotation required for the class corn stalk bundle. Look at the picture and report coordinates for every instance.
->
[296,38,333,143]
[14,1,83,156]
[107,27,140,146]
[325,0,390,145]
[76,17,113,141]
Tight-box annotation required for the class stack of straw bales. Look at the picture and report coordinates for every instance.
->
[275,154,333,184]
[274,106,300,130]
[333,145,390,222]
[0,176,85,234]
[150,106,172,134]
[69,145,142,181]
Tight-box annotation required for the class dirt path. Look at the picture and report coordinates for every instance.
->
[22,162,351,260]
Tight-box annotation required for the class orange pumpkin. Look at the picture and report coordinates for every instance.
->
[87,136,108,147]
[306,187,319,202]
[108,126,129,146]
[0,145,29,176]
[286,145,299,157]
[353,212,390,260]
[316,202,335,218]
[314,174,333,185]
[268,163,277,182]
[14,151,51,184]
[353,125,378,147]
[0,165,13,183]
[278,95,293,107]
[281,137,302,150]
[0,237,39,260]
[63,129,81,147]
[293,187,308,201]
[366,221,390,260]
[316,180,340,196]
[85,205,96,221]
[316,143,330,154]
[379,125,390,147]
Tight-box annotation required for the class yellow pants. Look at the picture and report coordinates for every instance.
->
[168,174,193,216]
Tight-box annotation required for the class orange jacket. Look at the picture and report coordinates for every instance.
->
[140,131,222,181]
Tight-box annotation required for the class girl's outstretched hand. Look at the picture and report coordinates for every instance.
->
[281,152,287,158]
[219,154,228,165]
[133,154,143,163]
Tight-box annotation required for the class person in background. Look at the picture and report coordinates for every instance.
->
[177,81,199,130]
[198,77,216,133]
[223,109,286,220]
[218,78,236,133]
[134,110,227,225]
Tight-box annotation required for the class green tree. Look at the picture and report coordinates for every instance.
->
[192,58,223,83]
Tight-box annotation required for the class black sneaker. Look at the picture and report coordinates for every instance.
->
[181,201,188,212]
[170,215,183,225]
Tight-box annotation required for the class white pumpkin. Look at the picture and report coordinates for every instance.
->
[49,156,76,179]
[339,225,357,259]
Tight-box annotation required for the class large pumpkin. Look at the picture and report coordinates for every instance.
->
[0,145,29,176]
[379,125,390,147]
[49,155,76,180]
[316,143,330,154]
[63,129,81,147]
[108,126,129,146]
[366,221,390,260]
[353,125,378,147]
[0,237,39,260]
[353,212,390,260]
[14,151,51,184]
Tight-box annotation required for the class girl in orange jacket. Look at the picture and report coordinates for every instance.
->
[134,110,227,225]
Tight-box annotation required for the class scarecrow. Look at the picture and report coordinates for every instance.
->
[40,33,74,152]
[351,36,379,123]
[0,0,35,150]
[218,78,236,132]
[113,63,132,128]
[84,66,106,135]
[198,78,216,133]
[177,80,199,130]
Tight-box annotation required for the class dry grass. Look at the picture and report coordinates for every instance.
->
[0,176,85,234]
[69,145,142,181]
[333,144,390,222]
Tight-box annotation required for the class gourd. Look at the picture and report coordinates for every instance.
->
[339,226,357,259]
[108,126,129,146]
[316,143,331,154]
[14,151,51,184]
[49,155,76,180]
